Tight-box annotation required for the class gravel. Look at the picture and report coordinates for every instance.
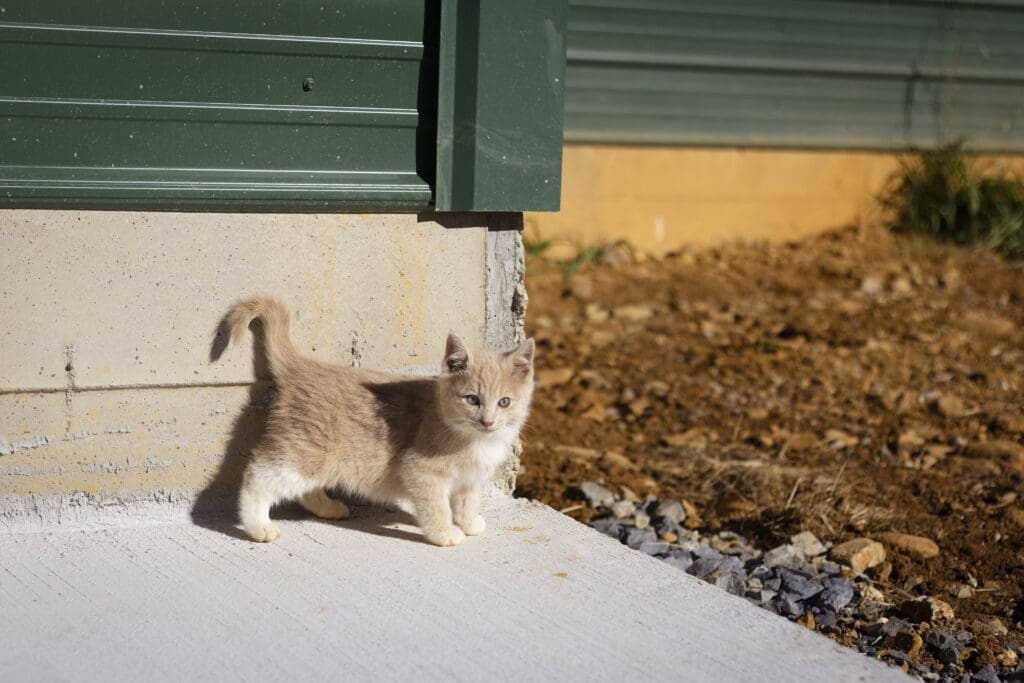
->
[580,482,1024,683]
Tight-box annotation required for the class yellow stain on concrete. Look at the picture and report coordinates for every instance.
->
[528,145,1024,254]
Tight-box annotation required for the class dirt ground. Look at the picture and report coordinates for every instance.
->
[515,223,1024,671]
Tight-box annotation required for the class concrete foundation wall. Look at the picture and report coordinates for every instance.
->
[0,210,524,529]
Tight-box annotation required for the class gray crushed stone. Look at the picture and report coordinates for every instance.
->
[581,482,1024,683]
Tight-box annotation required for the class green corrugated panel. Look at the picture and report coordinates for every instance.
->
[565,0,1024,151]
[0,0,436,209]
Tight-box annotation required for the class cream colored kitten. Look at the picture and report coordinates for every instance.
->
[220,296,534,547]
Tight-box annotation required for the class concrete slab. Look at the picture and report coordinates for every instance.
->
[0,497,907,682]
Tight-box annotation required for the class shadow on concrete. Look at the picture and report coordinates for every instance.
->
[416,211,523,232]
[191,314,275,534]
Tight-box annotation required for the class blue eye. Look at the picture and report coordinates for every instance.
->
[498,397,511,408]
[465,395,480,406]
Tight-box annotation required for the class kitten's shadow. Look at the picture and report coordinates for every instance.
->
[190,315,273,535]
[192,314,431,546]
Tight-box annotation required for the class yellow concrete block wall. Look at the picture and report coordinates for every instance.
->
[529,145,1024,254]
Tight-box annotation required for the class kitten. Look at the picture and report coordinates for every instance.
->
[220,296,535,547]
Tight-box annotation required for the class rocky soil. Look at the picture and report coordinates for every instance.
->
[516,224,1024,680]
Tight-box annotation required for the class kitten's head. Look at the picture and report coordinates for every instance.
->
[437,333,535,438]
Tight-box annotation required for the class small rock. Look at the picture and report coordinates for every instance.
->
[655,499,687,525]
[817,560,842,576]
[633,511,651,529]
[584,303,609,323]
[568,276,593,299]
[876,532,940,560]
[786,432,819,450]
[613,304,654,322]
[900,596,954,623]
[610,500,636,519]
[597,242,632,265]
[645,380,670,398]
[660,530,678,543]
[638,540,670,556]
[868,561,893,582]
[966,440,1024,475]
[778,568,825,600]
[860,585,885,605]
[831,538,886,574]
[764,544,805,569]
[949,584,975,599]
[628,398,651,416]
[598,450,637,471]
[680,500,702,529]
[536,367,574,387]
[891,276,913,295]
[777,594,805,617]
[619,485,640,503]
[662,428,708,450]
[1006,508,1024,528]
[998,647,1019,668]
[791,531,826,557]
[971,664,1000,683]
[746,407,770,421]
[662,553,693,572]
[796,611,816,630]
[588,519,621,538]
[624,527,656,549]
[579,481,616,508]
[813,578,855,612]
[890,630,924,658]
[861,274,884,296]
[714,492,756,520]
[932,393,967,418]
[971,617,1008,637]
[825,429,857,449]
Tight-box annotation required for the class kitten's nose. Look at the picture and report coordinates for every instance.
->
[481,419,494,428]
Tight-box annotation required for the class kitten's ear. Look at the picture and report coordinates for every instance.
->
[444,333,470,373]
[509,338,535,380]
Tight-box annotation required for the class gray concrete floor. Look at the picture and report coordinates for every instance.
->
[0,497,907,682]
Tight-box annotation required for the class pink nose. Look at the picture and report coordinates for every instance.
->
[481,420,494,428]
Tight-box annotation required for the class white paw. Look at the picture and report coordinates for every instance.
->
[315,498,351,520]
[425,525,466,547]
[458,514,486,536]
[246,523,282,543]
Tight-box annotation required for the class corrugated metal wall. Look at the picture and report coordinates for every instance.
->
[564,0,1024,151]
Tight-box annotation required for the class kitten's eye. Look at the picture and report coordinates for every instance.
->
[498,397,511,408]
[464,395,480,406]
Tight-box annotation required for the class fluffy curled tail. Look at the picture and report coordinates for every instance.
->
[224,296,297,378]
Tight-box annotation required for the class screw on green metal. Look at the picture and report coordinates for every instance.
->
[302,77,315,92]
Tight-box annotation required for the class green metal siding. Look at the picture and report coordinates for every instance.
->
[0,1,435,210]
[565,0,1024,151]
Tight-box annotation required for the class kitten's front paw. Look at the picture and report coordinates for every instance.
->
[457,514,486,536]
[424,525,466,547]
[246,522,282,543]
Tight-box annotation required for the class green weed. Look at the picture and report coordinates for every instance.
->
[880,141,1024,260]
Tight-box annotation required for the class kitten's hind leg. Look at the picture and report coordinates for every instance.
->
[451,488,486,536]
[299,488,350,520]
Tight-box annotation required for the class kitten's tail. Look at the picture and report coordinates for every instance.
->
[224,296,298,377]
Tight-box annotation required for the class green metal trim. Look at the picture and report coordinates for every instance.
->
[435,0,567,212]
